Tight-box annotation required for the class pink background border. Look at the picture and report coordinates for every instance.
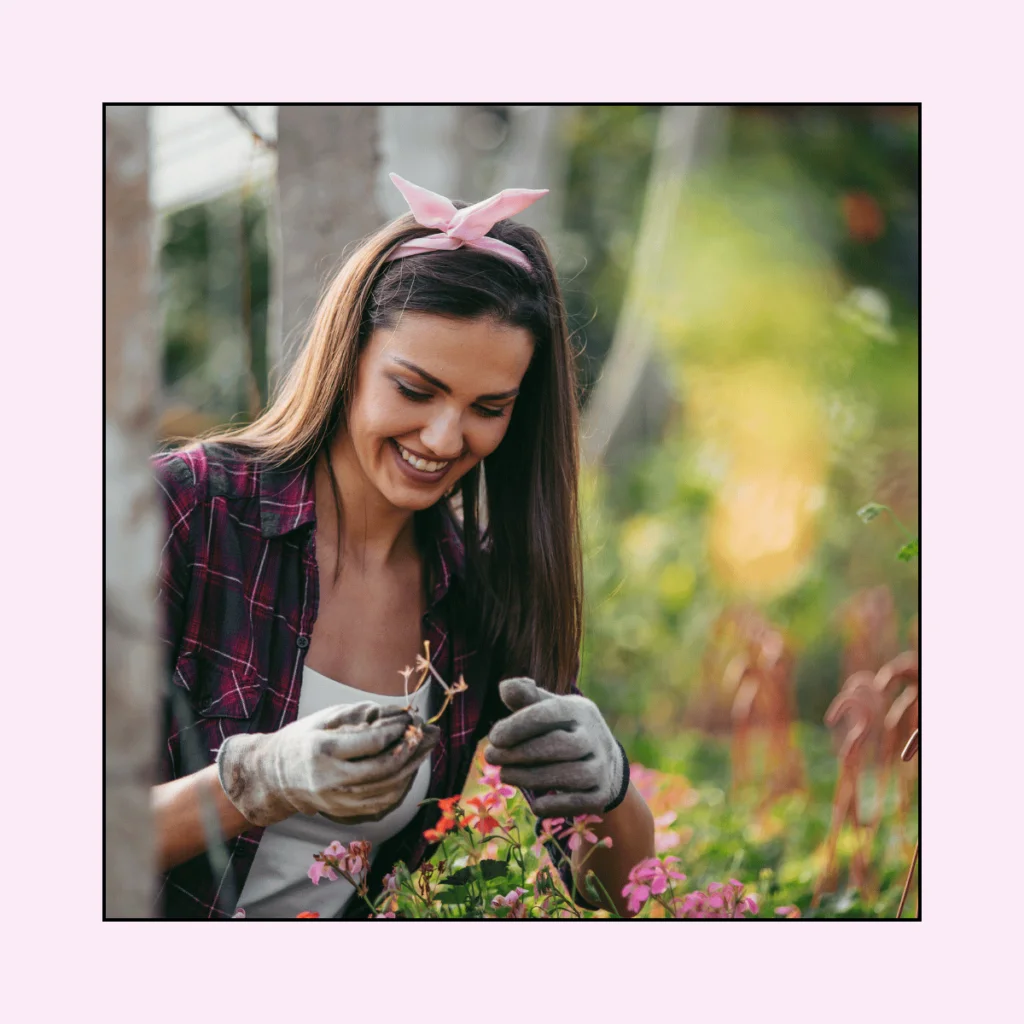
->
[19,0,1019,1014]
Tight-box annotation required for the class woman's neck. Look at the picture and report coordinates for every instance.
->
[315,434,419,571]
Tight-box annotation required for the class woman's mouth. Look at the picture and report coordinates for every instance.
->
[389,439,452,482]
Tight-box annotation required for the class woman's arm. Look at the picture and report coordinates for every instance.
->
[569,783,655,918]
[151,766,252,873]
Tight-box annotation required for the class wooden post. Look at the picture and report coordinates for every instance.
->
[105,105,161,917]
[272,106,383,389]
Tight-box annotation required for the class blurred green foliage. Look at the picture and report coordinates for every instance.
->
[159,187,270,417]
[575,107,918,756]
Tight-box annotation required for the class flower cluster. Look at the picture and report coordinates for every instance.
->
[622,856,687,914]
[308,839,372,888]
[294,752,771,920]
[491,886,529,918]
[670,880,760,919]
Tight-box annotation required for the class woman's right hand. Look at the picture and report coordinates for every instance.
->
[215,702,439,827]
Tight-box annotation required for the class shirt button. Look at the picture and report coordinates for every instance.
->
[296,635,310,649]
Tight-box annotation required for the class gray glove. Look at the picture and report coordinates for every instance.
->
[216,702,439,827]
[483,677,625,818]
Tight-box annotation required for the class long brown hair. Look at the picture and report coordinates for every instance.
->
[198,210,583,696]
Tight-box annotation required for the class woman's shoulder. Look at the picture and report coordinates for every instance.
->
[151,441,261,511]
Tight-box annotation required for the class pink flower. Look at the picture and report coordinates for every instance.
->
[775,905,801,919]
[629,763,661,802]
[622,874,652,914]
[532,817,566,857]
[655,831,680,853]
[232,908,246,919]
[480,762,516,800]
[308,860,338,886]
[375,911,396,919]
[381,870,399,893]
[324,841,346,859]
[624,856,687,911]
[737,896,759,917]
[491,886,529,918]
[558,814,603,851]
[343,840,372,878]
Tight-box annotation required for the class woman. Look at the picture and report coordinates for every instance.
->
[151,174,655,919]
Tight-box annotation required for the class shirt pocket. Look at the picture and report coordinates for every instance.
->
[171,652,265,722]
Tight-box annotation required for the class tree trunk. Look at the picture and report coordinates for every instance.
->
[377,106,462,218]
[271,106,383,388]
[105,105,161,918]
[581,105,729,470]
[500,105,574,236]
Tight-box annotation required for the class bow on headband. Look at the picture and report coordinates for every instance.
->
[386,172,548,273]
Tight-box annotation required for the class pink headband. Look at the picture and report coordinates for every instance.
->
[385,172,548,273]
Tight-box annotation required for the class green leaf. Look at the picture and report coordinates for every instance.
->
[439,860,508,889]
[857,502,886,523]
[439,867,473,887]
[436,885,471,905]
[897,539,919,562]
[479,860,509,881]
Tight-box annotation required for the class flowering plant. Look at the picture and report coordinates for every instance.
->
[290,751,767,920]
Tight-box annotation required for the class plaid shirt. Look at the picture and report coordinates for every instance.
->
[152,442,580,919]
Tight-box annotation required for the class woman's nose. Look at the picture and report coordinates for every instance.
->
[419,408,464,460]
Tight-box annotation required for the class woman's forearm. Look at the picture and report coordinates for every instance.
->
[570,783,655,917]
[151,765,252,873]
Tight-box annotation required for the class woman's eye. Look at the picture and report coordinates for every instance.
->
[396,382,431,402]
[474,405,507,419]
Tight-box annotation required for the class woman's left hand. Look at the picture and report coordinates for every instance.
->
[484,677,625,818]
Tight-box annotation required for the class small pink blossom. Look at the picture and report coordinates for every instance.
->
[558,814,603,851]
[532,817,567,856]
[381,870,399,893]
[324,841,347,859]
[375,911,396,919]
[491,886,529,918]
[480,762,516,800]
[629,763,661,802]
[308,860,338,886]
[622,873,652,914]
[624,856,687,912]
[343,840,372,878]
[232,908,246,919]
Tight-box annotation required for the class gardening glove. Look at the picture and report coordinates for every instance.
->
[483,677,626,818]
[216,702,439,827]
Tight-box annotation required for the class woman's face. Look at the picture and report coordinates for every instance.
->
[341,313,535,512]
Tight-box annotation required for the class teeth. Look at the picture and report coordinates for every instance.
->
[396,442,448,474]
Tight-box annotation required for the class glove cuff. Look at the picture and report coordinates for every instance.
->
[216,733,283,828]
[602,738,631,813]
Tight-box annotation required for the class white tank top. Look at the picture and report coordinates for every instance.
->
[235,666,435,919]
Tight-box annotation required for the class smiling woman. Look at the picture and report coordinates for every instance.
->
[149,174,654,919]
[341,315,534,511]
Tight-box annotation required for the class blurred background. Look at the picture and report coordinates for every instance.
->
[108,105,919,917]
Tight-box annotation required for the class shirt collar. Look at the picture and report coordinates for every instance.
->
[258,461,317,538]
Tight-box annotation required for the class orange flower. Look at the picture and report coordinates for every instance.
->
[438,795,462,816]
[424,795,462,842]
[296,911,320,919]
[463,793,502,836]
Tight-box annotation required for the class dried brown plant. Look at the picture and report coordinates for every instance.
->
[813,670,885,906]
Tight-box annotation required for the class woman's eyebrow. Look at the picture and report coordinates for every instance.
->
[390,357,520,402]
